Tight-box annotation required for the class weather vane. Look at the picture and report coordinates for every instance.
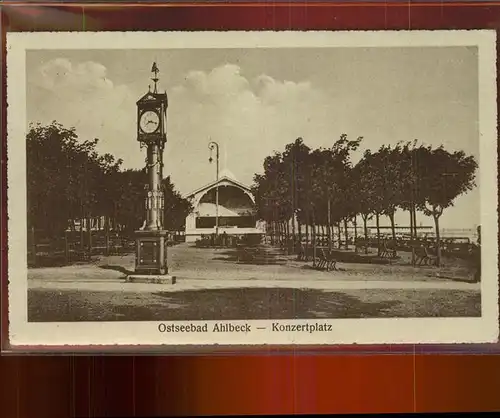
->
[151,62,160,93]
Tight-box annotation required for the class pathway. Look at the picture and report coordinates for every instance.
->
[28,243,479,293]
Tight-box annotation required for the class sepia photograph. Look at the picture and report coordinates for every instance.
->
[6,30,499,347]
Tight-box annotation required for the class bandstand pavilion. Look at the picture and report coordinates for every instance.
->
[184,169,265,242]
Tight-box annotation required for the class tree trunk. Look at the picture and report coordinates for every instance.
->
[305,220,309,253]
[353,216,358,253]
[337,223,342,249]
[362,214,369,254]
[80,217,85,251]
[389,211,396,257]
[327,199,332,251]
[113,202,118,233]
[413,207,418,238]
[343,219,349,250]
[64,230,69,264]
[376,213,381,256]
[105,215,110,256]
[410,208,415,266]
[389,212,396,242]
[291,162,296,244]
[87,215,92,255]
[30,225,37,267]
[433,213,442,267]
[312,211,317,267]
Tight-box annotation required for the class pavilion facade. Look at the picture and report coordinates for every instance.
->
[184,170,265,242]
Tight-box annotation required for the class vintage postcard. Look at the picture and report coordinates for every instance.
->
[6,30,499,348]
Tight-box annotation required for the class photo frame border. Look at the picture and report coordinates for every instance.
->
[2,2,499,354]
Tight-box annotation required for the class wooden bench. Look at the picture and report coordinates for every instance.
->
[69,249,91,262]
[315,249,338,272]
[355,239,370,253]
[237,247,256,262]
[380,241,397,259]
[414,246,437,266]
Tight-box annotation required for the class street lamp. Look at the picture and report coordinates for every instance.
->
[208,141,220,237]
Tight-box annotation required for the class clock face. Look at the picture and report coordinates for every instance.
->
[140,110,160,133]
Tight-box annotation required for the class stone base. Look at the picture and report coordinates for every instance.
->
[126,274,176,285]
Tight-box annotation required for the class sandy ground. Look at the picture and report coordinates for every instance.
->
[27,243,481,321]
[28,243,478,287]
[28,287,480,322]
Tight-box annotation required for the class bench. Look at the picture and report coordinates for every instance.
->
[315,249,337,272]
[355,239,370,253]
[237,247,256,262]
[414,246,437,266]
[380,241,397,259]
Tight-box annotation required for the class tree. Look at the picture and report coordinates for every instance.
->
[355,150,387,255]
[384,145,402,246]
[27,120,192,259]
[351,161,374,254]
[416,146,477,266]
[114,169,148,233]
[282,138,311,245]
[253,152,294,244]
[162,176,193,230]
[331,135,362,250]
[253,134,361,255]
[27,121,121,237]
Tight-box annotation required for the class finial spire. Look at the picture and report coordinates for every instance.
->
[151,62,159,93]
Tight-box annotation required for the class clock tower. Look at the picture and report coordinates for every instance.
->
[136,62,168,231]
[127,63,175,283]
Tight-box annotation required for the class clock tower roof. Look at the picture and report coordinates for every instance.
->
[136,90,168,106]
[137,62,168,105]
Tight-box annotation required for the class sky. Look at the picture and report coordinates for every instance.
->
[26,46,480,230]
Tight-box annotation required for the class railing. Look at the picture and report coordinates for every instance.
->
[27,229,184,267]
[264,233,478,261]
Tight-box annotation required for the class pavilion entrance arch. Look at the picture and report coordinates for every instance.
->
[184,175,265,242]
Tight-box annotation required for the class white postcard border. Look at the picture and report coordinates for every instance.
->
[6,30,499,347]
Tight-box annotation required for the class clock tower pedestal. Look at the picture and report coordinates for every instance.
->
[126,63,175,285]
[127,230,175,284]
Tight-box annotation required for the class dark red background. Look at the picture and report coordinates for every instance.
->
[2,2,500,416]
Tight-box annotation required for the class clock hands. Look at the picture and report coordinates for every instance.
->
[141,111,159,132]
[143,119,158,129]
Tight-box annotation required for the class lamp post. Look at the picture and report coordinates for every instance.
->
[208,141,220,237]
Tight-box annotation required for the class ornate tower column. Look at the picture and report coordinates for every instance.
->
[127,63,175,284]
